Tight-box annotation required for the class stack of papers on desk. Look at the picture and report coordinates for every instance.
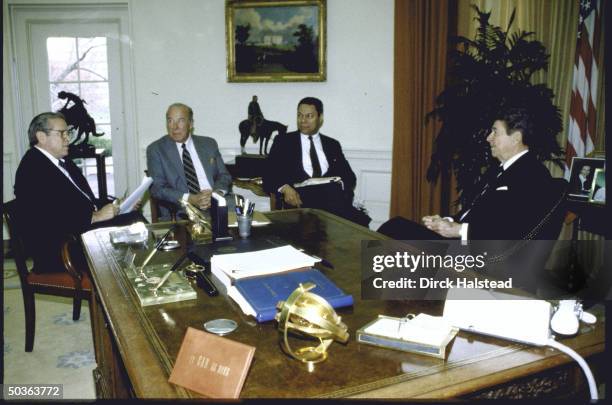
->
[211,245,320,288]
[209,246,352,322]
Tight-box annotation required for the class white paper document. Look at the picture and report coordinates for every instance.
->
[119,176,153,214]
[293,176,343,189]
[210,245,320,287]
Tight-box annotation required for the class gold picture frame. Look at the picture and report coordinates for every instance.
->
[226,0,326,82]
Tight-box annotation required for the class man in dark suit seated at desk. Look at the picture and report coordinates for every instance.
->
[14,112,144,273]
[146,102,232,220]
[263,97,370,227]
[380,107,556,241]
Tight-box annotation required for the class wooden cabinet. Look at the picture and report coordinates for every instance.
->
[90,289,134,398]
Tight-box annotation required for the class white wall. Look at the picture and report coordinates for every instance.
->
[3,0,394,234]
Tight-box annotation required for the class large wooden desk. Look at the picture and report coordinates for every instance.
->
[81,209,605,399]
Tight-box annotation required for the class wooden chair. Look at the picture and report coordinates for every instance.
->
[3,199,92,352]
[269,192,284,211]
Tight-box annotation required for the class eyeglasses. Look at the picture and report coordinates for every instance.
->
[45,129,71,138]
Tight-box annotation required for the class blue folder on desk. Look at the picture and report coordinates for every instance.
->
[233,269,354,323]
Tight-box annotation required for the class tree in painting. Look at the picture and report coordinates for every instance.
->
[290,24,318,72]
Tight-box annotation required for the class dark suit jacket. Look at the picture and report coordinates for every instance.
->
[263,131,357,200]
[146,135,232,220]
[14,147,101,272]
[455,152,554,240]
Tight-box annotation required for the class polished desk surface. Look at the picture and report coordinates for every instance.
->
[81,209,605,399]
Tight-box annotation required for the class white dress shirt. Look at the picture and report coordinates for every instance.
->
[300,133,329,177]
[175,135,212,200]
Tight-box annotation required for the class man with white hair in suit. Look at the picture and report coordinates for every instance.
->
[146,102,232,220]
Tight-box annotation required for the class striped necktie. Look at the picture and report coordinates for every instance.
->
[181,144,200,194]
[309,136,322,177]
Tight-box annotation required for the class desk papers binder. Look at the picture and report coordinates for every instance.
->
[210,245,321,288]
[230,269,353,323]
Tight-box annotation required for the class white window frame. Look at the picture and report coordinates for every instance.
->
[7,3,140,198]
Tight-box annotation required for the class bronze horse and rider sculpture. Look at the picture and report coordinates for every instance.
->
[239,118,287,155]
[56,91,104,154]
[240,95,287,155]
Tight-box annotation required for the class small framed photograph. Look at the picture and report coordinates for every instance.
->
[226,0,326,82]
[588,168,605,204]
[568,157,605,199]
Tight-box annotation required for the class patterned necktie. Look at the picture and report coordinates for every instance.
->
[181,144,200,194]
[309,136,322,178]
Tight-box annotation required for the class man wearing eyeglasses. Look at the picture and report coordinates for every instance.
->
[13,112,137,273]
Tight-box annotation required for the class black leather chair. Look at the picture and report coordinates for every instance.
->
[3,199,92,352]
[484,178,569,293]
[486,178,568,257]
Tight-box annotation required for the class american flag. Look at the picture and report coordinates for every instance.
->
[566,0,602,174]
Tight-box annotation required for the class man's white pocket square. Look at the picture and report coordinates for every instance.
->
[496,186,509,191]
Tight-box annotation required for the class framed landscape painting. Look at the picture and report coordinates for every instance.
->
[226,0,326,82]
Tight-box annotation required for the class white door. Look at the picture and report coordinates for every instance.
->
[9,4,138,199]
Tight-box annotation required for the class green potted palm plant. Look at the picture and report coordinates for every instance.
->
[427,6,564,208]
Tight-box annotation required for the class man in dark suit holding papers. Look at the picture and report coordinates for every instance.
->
[263,97,369,226]
[14,112,143,273]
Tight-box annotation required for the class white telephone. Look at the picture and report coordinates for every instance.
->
[442,288,552,345]
[443,288,599,400]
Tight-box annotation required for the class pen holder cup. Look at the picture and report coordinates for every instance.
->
[237,215,252,238]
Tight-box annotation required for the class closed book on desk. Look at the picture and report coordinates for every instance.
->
[231,268,353,323]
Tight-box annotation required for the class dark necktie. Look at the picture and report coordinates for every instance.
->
[476,166,503,201]
[182,144,200,194]
[58,159,94,205]
[460,166,503,220]
[309,136,322,178]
